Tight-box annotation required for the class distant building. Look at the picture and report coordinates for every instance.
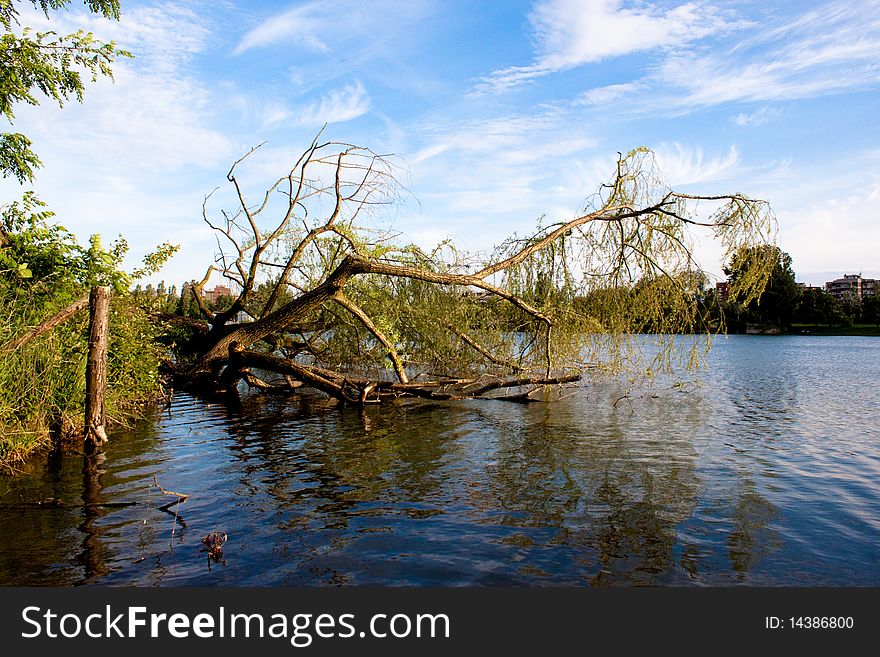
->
[233,310,253,324]
[203,285,233,304]
[715,281,730,301]
[825,274,878,301]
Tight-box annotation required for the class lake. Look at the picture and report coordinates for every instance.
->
[1,335,878,586]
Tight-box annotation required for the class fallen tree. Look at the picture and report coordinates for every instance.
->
[164,135,777,404]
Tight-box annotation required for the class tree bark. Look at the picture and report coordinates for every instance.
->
[185,252,553,381]
[187,255,368,378]
[84,286,111,450]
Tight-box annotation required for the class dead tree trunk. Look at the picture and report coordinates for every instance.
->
[84,286,111,450]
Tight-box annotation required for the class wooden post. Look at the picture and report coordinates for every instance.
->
[84,286,111,450]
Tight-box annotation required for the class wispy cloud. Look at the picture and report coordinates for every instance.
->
[2,2,236,283]
[233,2,330,55]
[294,82,371,127]
[732,106,782,127]
[398,110,603,251]
[16,2,231,171]
[657,1,880,109]
[56,2,210,74]
[574,81,643,106]
[474,0,739,94]
[531,0,733,69]
[653,143,741,186]
[474,0,880,115]
[233,0,433,56]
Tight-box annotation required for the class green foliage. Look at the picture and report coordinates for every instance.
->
[0,291,165,464]
[1,0,129,182]
[794,287,841,327]
[476,149,774,374]
[130,242,180,281]
[0,132,40,182]
[1,191,82,297]
[837,291,860,327]
[862,294,880,327]
[0,203,177,465]
[1,192,177,295]
[724,245,799,328]
[0,1,181,466]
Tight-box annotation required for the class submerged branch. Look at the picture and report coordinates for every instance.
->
[235,348,580,404]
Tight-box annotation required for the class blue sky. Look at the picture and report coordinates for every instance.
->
[4,0,880,287]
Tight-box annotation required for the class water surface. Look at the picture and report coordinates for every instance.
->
[1,335,878,586]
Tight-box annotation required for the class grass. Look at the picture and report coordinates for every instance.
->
[0,293,166,469]
[789,323,880,337]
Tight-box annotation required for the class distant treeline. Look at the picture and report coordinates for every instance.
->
[137,244,880,342]
[704,246,879,332]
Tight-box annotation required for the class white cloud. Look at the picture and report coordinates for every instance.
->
[657,54,876,109]
[732,106,782,127]
[410,143,450,165]
[653,144,741,186]
[475,0,739,94]
[32,71,233,171]
[398,110,604,253]
[1,3,236,281]
[531,0,730,69]
[14,3,233,172]
[751,149,880,284]
[781,179,880,284]
[472,64,550,96]
[476,0,880,114]
[657,1,880,110]
[574,82,643,106]
[233,0,433,56]
[294,82,371,127]
[41,2,211,75]
[234,3,330,55]
[257,101,294,131]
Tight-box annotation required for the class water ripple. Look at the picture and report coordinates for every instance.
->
[0,335,878,585]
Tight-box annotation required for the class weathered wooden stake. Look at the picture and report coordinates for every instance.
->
[84,286,111,450]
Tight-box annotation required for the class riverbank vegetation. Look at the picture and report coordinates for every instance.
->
[0,193,176,465]
[0,0,176,466]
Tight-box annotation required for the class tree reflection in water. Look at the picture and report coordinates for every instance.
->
[0,355,827,587]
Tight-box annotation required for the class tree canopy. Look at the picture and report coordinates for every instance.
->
[0,0,128,183]
[724,244,799,328]
[862,294,880,328]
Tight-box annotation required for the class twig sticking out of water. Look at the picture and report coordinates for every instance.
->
[152,474,188,506]
[151,475,188,540]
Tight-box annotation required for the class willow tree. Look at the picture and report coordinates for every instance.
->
[167,136,776,404]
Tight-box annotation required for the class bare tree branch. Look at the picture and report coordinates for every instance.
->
[1,293,88,353]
